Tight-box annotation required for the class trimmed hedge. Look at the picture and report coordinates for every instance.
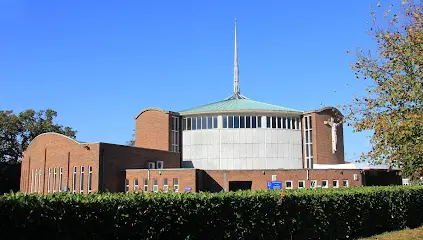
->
[1,186,423,239]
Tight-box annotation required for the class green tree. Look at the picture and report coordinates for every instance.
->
[0,109,77,163]
[126,129,135,147]
[345,1,423,179]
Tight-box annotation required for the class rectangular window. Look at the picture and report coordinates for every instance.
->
[72,167,77,193]
[206,116,212,129]
[171,116,179,152]
[272,116,277,128]
[125,179,129,193]
[234,116,240,128]
[310,180,317,188]
[173,178,179,192]
[251,116,257,128]
[38,169,41,193]
[298,180,305,189]
[304,115,313,169]
[153,178,158,192]
[134,178,139,192]
[183,118,186,130]
[257,116,262,128]
[246,116,251,128]
[196,117,201,130]
[80,166,84,194]
[187,118,191,130]
[271,175,277,181]
[156,161,164,169]
[287,118,292,129]
[240,116,245,128]
[213,116,218,128]
[192,117,197,130]
[277,117,282,129]
[202,116,207,129]
[148,162,155,169]
[53,168,57,193]
[332,180,339,188]
[163,178,168,192]
[143,179,148,191]
[31,169,34,193]
[228,116,234,128]
[342,180,349,187]
[88,166,92,193]
[34,169,38,193]
[322,180,328,188]
[282,117,287,129]
[223,116,227,128]
[285,181,293,189]
[47,168,51,193]
[266,116,270,128]
[59,167,63,192]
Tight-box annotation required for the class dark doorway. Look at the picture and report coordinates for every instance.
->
[229,181,252,191]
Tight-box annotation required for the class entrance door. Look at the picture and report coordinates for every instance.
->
[228,181,252,191]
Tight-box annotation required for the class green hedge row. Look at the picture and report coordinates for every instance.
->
[1,186,423,239]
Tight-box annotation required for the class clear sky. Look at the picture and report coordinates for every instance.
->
[0,0,395,161]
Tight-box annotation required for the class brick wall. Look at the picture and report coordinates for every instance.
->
[20,133,100,194]
[125,169,197,193]
[135,108,171,151]
[101,143,180,193]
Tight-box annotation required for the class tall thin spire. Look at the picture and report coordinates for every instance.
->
[233,18,240,95]
[225,18,248,100]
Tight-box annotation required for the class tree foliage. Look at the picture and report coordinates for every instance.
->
[345,1,423,179]
[0,109,77,163]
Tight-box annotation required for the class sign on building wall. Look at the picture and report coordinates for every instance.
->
[267,181,282,190]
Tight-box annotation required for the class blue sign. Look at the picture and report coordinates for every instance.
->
[184,187,192,191]
[267,181,282,190]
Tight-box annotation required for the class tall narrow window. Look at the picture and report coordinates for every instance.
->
[196,117,201,129]
[277,117,282,129]
[252,116,257,128]
[88,166,92,193]
[134,178,139,192]
[246,116,251,128]
[153,178,158,192]
[234,116,240,128]
[125,179,129,193]
[156,161,164,169]
[47,168,51,193]
[143,179,148,191]
[272,116,277,128]
[223,116,228,128]
[207,116,212,129]
[173,178,179,192]
[192,117,197,130]
[228,116,234,128]
[213,116,218,128]
[53,168,57,193]
[183,118,187,131]
[171,116,180,152]
[38,169,41,193]
[59,168,63,192]
[257,116,262,128]
[72,166,77,193]
[283,117,287,129]
[34,169,38,193]
[266,116,271,128]
[187,117,192,130]
[202,116,207,129]
[31,169,34,193]
[163,178,169,192]
[304,115,314,169]
[80,166,84,194]
[240,116,245,128]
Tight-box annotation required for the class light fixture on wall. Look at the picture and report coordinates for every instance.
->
[262,171,265,175]
[84,145,90,150]
[159,171,162,175]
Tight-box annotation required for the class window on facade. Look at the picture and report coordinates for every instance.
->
[163,178,168,192]
[251,116,257,128]
[80,166,84,194]
[207,116,212,129]
[47,168,51,193]
[228,116,234,128]
[285,181,293,189]
[53,168,57,193]
[196,117,201,130]
[134,178,139,192]
[34,169,38,193]
[304,115,313,169]
[59,167,63,192]
[223,116,227,128]
[245,116,250,128]
[187,118,191,130]
[72,167,77,193]
[272,116,277,128]
[298,180,305,189]
[266,117,270,128]
[148,162,155,169]
[191,117,197,130]
[202,116,207,129]
[287,118,292,129]
[38,169,42,193]
[183,118,186,131]
[125,179,129,193]
[257,116,262,128]
[156,161,164,169]
[282,117,287,129]
[213,116,218,128]
[310,180,317,188]
[342,180,349,187]
[239,116,244,128]
[171,116,179,152]
[153,178,158,192]
[173,178,179,192]
[143,179,148,191]
[333,180,339,188]
[276,117,281,129]
[296,118,301,129]
[234,116,240,128]
[88,166,92,193]
[322,180,328,188]
[271,175,277,181]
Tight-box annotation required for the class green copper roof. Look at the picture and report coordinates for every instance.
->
[179,98,302,115]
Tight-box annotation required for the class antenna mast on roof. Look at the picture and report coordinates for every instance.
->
[226,18,248,100]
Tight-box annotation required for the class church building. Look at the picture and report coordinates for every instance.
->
[19,21,401,194]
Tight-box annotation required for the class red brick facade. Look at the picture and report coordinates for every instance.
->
[135,108,172,151]
[20,133,180,194]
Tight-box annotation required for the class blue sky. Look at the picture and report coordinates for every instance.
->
[0,0,394,161]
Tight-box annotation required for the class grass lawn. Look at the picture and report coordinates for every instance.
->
[361,227,423,240]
